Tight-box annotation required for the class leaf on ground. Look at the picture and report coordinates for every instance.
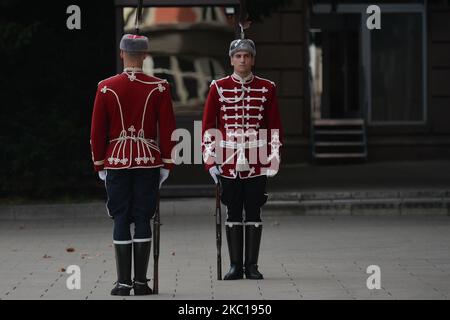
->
[81,253,92,260]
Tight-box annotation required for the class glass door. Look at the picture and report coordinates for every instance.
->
[309,2,426,125]
[309,13,362,119]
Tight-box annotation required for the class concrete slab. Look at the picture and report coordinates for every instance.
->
[1,213,450,299]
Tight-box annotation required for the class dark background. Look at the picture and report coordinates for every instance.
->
[0,0,116,200]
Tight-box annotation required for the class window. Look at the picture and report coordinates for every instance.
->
[122,6,236,115]
[144,55,226,114]
[310,2,427,125]
[370,12,425,123]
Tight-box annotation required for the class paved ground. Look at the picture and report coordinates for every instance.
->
[1,211,450,300]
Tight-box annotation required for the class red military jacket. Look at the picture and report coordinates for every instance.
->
[90,68,176,172]
[202,73,283,179]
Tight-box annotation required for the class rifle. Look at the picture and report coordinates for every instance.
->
[153,191,160,294]
[215,183,222,280]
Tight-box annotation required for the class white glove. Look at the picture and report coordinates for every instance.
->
[159,168,170,188]
[209,166,222,184]
[265,169,278,178]
[98,170,107,181]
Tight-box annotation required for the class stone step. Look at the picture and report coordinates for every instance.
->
[1,189,450,220]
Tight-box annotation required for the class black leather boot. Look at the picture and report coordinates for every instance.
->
[245,224,264,280]
[133,241,153,295]
[111,243,133,296]
[223,224,244,280]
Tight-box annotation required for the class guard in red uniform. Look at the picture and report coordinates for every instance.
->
[90,34,176,295]
[202,38,283,280]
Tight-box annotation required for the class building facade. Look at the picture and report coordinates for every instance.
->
[114,0,450,170]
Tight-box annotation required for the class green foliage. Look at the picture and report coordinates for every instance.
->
[0,20,40,56]
[0,1,115,200]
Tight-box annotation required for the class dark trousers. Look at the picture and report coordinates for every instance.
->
[220,176,268,223]
[105,168,159,241]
